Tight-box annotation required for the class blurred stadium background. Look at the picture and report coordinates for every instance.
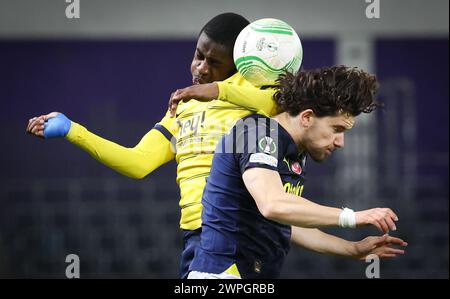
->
[0,0,448,278]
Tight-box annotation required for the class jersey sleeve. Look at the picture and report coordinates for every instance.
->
[65,110,177,179]
[236,118,283,174]
[155,109,179,139]
[217,81,278,117]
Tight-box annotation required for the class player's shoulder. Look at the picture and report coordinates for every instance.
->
[239,113,275,129]
[223,72,277,91]
[232,114,279,140]
[223,72,256,88]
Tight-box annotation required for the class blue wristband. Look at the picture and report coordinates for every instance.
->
[44,113,72,139]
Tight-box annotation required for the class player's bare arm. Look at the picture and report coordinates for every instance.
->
[291,226,407,259]
[243,167,398,233]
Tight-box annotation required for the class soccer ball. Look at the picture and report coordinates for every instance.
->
[234,18,303,87]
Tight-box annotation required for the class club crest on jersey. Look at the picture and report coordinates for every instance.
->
[291,161,302,175]
[258,136,277,154]
[283,158,304,175]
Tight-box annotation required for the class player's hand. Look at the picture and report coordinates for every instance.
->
[169,83,219,117]
[355,208,399,233]
[26,112,71,139]
[352,234,407,260]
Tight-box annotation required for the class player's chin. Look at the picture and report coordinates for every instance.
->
[309,151,329,163]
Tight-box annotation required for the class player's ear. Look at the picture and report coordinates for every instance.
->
[299,109,315,128]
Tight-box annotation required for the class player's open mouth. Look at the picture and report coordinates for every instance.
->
[192,77,201,85]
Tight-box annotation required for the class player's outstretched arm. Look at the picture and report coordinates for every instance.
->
[26,112,175,178]
[243,167,399,233]
[290,226,407,259]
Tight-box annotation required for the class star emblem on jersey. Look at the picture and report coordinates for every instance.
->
[258,136,277,154]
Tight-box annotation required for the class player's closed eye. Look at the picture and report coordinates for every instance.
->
[333,126,345,133]
[195,51,204,60]
[208,59,221,66]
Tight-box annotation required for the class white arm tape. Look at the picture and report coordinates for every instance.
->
[339,207,356,228]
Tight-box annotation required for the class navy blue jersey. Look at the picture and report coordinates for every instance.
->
[190,114,307,278]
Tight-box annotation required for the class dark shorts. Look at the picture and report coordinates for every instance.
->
[180,228,201,279]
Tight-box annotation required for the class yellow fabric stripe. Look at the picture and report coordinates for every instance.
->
[224,264,241,277]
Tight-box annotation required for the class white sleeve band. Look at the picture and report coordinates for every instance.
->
[338,207,356,228]
[249,153,278,168]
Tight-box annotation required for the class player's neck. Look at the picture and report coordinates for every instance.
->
[272,113,305,153]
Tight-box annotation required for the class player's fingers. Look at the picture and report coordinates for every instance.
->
[168,92,175,106]
[27,120,41,134]
[169,92,177,117]
[370,218,384,233]
[371,234,388,246]
[386,236,408,246]
[170,106,176,118]
[35,129,45,139]
[29,118,45,133]
[30,123,43,135]
[373,217,389,234]
[373,210,392,232]
[28,116,45,131]
[27,117,37,125]
[383,214,397,231]
[26,120,34,132]
[43,112,59,121]
[174,89,194,104]
[170,101,179,117]
[385,247,405,255]
[26,117,40,132]
[380,218,391,234]
[171,88,185,100]
[31,118,45,133]
[385,208,399,221]
[379,253,397,259]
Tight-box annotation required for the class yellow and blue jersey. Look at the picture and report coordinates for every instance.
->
[190,114,307,278]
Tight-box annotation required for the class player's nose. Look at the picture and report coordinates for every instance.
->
[196,60,210,76]
[334,133,344,148]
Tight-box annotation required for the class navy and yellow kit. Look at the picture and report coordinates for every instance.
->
[190,114,307,278]
[64,73,277,278]
[157,74,277,230]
